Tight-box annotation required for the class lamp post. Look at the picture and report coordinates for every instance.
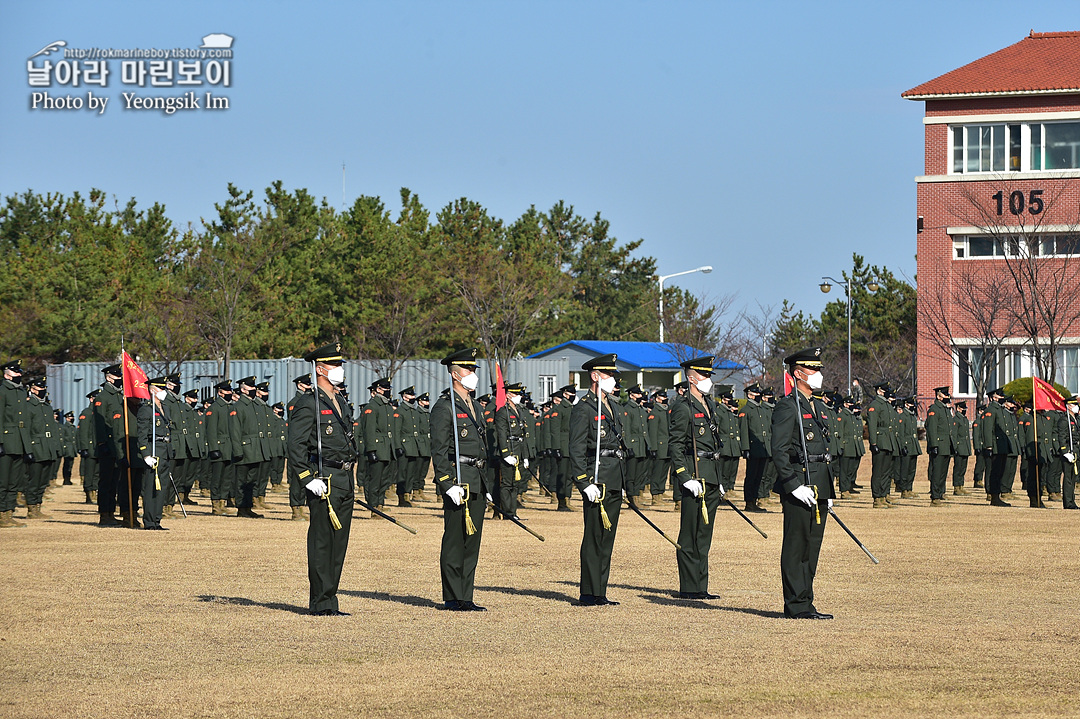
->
[658,266,713,343]
[819,269,878,395]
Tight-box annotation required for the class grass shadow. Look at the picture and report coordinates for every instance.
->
[642,594,786,618]
[196,594,311,615]
[337,589,438,608]
[474,584,577,604]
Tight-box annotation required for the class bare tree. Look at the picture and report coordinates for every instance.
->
[953,179,1080,381]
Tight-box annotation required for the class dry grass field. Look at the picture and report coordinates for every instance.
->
[3,457,1079,719]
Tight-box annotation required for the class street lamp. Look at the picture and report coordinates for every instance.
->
[820,270,878,395]
[658,265,713,343]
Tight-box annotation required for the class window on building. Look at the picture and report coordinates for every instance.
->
[951,120,1080,174]
[538,375,556,403]
[956,347,1027,395]
[953,233,1080,260]
[1056,348,1080,395]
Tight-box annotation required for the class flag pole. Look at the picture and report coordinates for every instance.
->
[121,343,136,528]
[1033,377,1041,506]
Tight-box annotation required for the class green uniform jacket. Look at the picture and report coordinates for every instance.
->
[550,399,571,456]
[924,400,954,455]
[647,402,670,460]
[495,401,532,461]
[363,393,394,461]
[669,393,723,483]
[717,403,741,458]
[233,394,265,465]
[287,388,357,486]
[27,395,61,461]
[866,394,899,452]
[206,396,240,461]
[76,403,98,458]
[980,401,1020,456]
[839,408,865,457]
[138,399,173,461]
[569,390,627,493]
[430,391,491,496]
[900,407,921,456]
[951,412,972,456]
[60,421,77,457]
[417,405,432,457]
[1019,411,1055,459]
[0,378,33,454]
[624,398,648,457]
[398,401,422,457]
[817,401,842,458]
[94,382,133,460]
[1056,411,1079,455]
[739,399,771,458]
[770,389,835,499]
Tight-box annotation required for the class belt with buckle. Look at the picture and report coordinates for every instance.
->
[696,450,722,460]
[453,455,487,469]
[799,453,832,464]
[311,455,354,471]
[599,449,627,460]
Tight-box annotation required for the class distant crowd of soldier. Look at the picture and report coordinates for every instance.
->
[2,355,1078,531]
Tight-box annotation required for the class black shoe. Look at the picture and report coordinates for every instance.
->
[598,597,619,606]
[814,611,833,619]
[462,601,487,612]
[745,505,767,513]
[440,600,461,611]
[1064,505,1078,510]
[576,595,600,606]
[990,496,1011,507]
[675,592,701,600]
[848,488,861,494]
[557,505,573,512]
[790,611,831,620]
[62,480,73,485]
[99,515,122,527]
[852,483,864,489]
[699,592,720,600]
[142,525,168,531]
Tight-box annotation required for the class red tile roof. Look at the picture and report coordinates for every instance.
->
[903,31,1080,99]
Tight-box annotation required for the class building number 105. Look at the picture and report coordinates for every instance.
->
[992,189,1044,216]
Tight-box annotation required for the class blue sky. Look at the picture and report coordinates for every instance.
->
[3,1,1076,328]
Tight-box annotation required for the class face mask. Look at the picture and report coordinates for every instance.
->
[326,365,345,386]
[806,371,824,390]
[510,394,521,405]
[154,389,167,401]
[598,376,616,394]
[110,377,123,389]
[696,377,713,394]
[459,372,479,392]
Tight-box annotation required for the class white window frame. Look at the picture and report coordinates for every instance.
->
[948,119,1080,175]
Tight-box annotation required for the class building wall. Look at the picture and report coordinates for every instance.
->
[915,94,1080,400]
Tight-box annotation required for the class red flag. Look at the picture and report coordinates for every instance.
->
[784,372,794,397]
[121,351,151,400]
[494,362,506,410]
[1032,377,1065,412]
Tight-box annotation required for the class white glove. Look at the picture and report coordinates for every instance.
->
[305,478,327,497]
[682,479,704,498]
[1065,452,1076,464]
[485,493,493,503]
[446,485,465,506]
[523,458,529,469]
[791,484,816,507]
[827,498,834,509]
[717,483,726,498]
[504,455,518,466]
[143,455,158,468]
[583,484,602,503]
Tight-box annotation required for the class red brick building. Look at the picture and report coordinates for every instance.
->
[904,31,1080,402]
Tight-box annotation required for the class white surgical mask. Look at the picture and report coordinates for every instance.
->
[695,377,713,394]
[326,365,345,386]
[154,389,167,401]
[598,377,617,394]
[806,371,824,390]
[510,394,521,405]
[459,372,479,392]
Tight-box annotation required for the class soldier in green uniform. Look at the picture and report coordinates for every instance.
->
[287,375,313,520]
[25,376,60,519]
[837,397,864,498]
[669,356,726,600]
[715,385,742,497]
[1058,396,1079,510]
[771,347,834,620]
[551,386,574,512]
[76,390,100,505]
[288,343,356,615]
[206,381,239,516]
[1020,405,1055,508]
[414,393,432,501]
[431,348,491,611]
[971,406,986,489]
[93,364,132,526]
[951,401,973,495]
[0,360,33,528]
[252,382,275,510]
[903,397,922,496]
[570,353,626,606]
[647,390,671,504]
[979,388,1019,507]
[363,378,395,515]
[396,387,421,507]
[758,387,780,504]
[494,382,532,518]
[58,411,76,485]
[232,377,266,518]
[925,386,954,506]
[739,384,771,512]
[269,402,288,496]
[866,382,899,508]
[623,384,649,506]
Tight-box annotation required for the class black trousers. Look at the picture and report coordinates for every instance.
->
[744,457,768,506]
[366,459,390,507]
[988,454,1017,495]
[580,488,622,599]
[307,470,354,612]
[235,462,260,508]
[952,455,969,487]
[440,489,486,602]
[870,450,893,498]
[780,496,828,616]
[676,470,722,594]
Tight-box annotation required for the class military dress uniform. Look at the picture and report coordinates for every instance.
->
[739,386,771,512]
[495,383,532,518]
[59,413,77,485]
[647,392,671,501]
[1057,398,1079,509]
[715,387,742,496]
[951,403,973,494]
[93,366,134,525]
[431,349,491,611]
[669,356,725,598]
[288,344,356,615]
[232,378,266,517]
[550,391,573,509]
[137,383,173,530]
[396,388,422,506]
[287,375,313,518]
[866,384,899,507]
[206,383,240,515]
[925,389,955,503]
[363,380,395,510]
[623,387,649,503]
[76,392,100,504]
[771,348,835,620]
[837,400,864,497]
[980,392,1020,505]
[25,381,60,518]
[570,355,627,606]
[415,394,432,500]
[0,361,34,527]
